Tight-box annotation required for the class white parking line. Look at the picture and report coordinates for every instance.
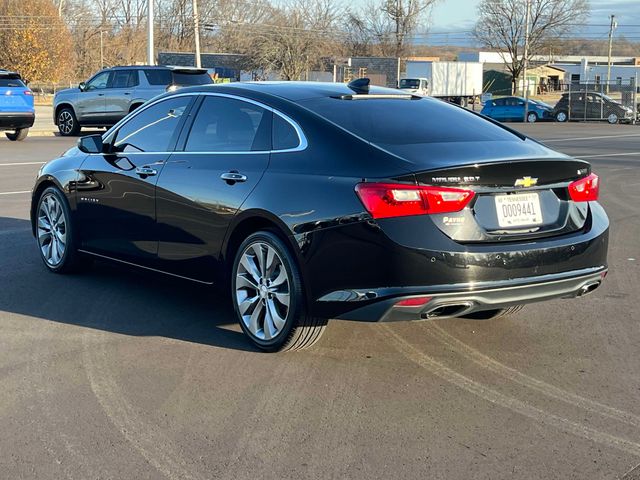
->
[0,190,31,195]
[542,133,640,143]
[576,152,640,159]
[0,161,46,167]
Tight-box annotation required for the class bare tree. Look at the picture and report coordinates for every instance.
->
[474,0,590,94]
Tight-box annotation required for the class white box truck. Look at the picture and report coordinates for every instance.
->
[399,61,483,106]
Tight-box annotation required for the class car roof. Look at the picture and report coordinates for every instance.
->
[174,81,412,102]
[0,70,21,78]
[107,65,207,73]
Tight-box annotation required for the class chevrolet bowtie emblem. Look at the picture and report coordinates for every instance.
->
[514,176,538,188]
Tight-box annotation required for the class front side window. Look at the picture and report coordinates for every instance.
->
[86,71,110,90]
[185,96,271,152]
[112,96,192,153]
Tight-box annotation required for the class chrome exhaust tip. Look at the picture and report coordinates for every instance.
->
[576,280,601,297]
[422,302,473,319]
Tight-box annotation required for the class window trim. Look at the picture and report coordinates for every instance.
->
[102,91,307,155]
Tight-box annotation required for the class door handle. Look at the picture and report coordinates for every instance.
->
[136,166,157,177]
[220,172,247,183]
[98,93,105,96]
[124,92,131,95]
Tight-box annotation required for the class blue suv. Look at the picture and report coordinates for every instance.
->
[481,96,554,123]
[0,70,35,141]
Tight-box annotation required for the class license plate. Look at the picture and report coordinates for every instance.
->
[494,193,543,228]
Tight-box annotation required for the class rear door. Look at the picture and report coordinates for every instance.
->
[104,69,139,123]
[76,95,195,263]
[155,94,271,281]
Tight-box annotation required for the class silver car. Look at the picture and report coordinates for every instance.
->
[53,66,212,136]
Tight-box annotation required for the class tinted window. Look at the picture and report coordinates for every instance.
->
[399,79,420,89]
[493,98,506,106]
[185,96,270,152]
[0,78,25,87]
[144,69,172,85]
[172,72,213,86]
[86,71,110,90]
[112,96,191,153]
[273,115,299,150]
[110,70,137,88]
[301,97,518,145]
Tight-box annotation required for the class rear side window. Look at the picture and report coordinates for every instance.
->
[143,69,172,85]
[110,70,138,88]
[301,97,519,145]
[185,96,271,152]
[112,96,192,153]
[172,72,213,86]
[273,115,299,150]
[0,78,25,87]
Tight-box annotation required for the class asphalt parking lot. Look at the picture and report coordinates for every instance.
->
[1,123,639,479]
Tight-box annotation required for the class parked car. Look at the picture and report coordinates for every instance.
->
[32,80,609,352]
[53,65,213,136]
[481,96,553,123]
[0,69,34,141]
[553,91,634,124]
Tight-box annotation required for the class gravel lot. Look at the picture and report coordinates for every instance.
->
[0,123,639,479]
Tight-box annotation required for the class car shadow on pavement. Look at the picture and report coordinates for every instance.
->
[0,217,259,352]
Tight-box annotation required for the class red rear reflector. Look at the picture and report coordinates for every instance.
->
[23,90,33,96]
[396,296,432,307]
[568,173,599,202]
[355,183,475,219]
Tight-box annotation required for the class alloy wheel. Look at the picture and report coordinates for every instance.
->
[58,111,74,134]
[235,241,291,341]
[37,193,67,266]
[527,113,537,123]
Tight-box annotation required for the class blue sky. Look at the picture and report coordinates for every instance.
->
[427,0,640,46]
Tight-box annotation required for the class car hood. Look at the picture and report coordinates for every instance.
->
[56,87,81,97]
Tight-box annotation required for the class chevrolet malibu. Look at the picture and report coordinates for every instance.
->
[31,80,609,351]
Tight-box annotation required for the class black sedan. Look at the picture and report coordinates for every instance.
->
[31,80,609,351]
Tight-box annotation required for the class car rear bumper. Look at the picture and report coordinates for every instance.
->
[0,112,35,130]
[325,267,607,322]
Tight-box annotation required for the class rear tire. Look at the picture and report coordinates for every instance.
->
[57,107,80,136]
[231,231,326,352]
[6,128,28,141]
[462,305,524,320]
[555,111,568,122]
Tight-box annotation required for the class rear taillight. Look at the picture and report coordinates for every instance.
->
[355,183,475,219]
[23,90,33,96]
[568,173,599,202]
[395,296,432,307]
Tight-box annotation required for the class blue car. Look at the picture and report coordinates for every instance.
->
[0,70,35,141]
[481,96,554,123]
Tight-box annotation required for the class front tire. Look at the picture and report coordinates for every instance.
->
[6,128,28,141]
[36,186,85,273]
[231,231,326,352]
[526,112,538,123]
[57,108,80,136]
[607,113,619,124]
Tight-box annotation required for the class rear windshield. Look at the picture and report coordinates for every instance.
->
[300,97,519,145]
[172,72,213,86]
[0,78,26,87]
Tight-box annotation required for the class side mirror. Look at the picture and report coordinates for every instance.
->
[79,81,86,92]
[78,134,104,154]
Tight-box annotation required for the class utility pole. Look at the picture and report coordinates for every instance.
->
[522,0,531,122]
[147,0,154,65]
[193,0,202,68]
[606,14,617,94]
[100,31,104,69]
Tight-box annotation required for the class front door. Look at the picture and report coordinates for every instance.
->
[76,95,195,263]
[104,69,139,124]
[155,94,272,282]
[76,71,111,123]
